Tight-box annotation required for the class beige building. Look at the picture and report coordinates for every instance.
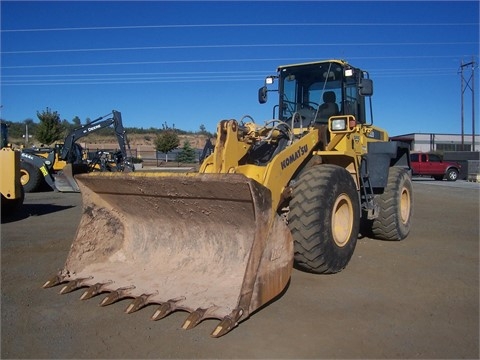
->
[390,132,479,152]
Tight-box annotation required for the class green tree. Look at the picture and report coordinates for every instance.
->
[176,140,196,163]
[5,119,35,141]
[61,119,75,133]
[72,116,81,127]
[154,130,180,157]
[198,123,214,137]
[36,108,64,145]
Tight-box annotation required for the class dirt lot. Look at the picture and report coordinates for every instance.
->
[1,180,479,359]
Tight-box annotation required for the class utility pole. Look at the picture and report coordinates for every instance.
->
[460,60,464,150]
[459,58,476,151]
[472,58,475,151]
[24,121,32,146]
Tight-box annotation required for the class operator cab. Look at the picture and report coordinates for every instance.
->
[259,60,373,127]
[251,60,373,166]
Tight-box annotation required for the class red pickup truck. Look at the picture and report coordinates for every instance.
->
[410,152,461,181]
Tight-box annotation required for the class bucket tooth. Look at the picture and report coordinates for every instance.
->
[211,308,244,338]
[80,281,112,300]
[42,274,65,288]
[182,308,207,330]
[151,302,173,321]
[151,297,185,321]
[99,286,135,307]
[59,278,91,294]
[125,292,157,314]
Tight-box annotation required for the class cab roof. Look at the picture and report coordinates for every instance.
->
[276,59,351,72]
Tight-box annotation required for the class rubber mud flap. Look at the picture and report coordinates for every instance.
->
[49,171,293,335]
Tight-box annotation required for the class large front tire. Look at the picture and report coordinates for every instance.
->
[20,162,42,192]
[371,167,413,240]
[288,165,360,274]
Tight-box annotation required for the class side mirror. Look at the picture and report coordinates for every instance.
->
[258,86,268,104]
[359,78,373,96]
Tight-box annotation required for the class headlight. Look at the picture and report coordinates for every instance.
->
[265,76,275,85]
[331,118,347,131]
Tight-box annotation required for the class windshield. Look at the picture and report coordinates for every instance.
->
[278,61,365,125]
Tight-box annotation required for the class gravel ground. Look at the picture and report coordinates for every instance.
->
[1,180,479,359]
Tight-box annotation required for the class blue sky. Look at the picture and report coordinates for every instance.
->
[1,1,478,137]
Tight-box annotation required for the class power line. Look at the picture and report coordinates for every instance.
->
[0,68,459,86]
[2,77,264,86]
[2,22,477,32]
[1,67,457,79]
[3,42,476,55]
[1,70,269,78]
[1,54,471,70]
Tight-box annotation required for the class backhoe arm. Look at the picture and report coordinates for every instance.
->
[60,110,132,167]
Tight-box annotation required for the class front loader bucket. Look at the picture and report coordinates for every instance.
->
[44,172,293,337]
[53,164,90,192]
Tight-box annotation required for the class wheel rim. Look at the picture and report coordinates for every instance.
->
[332,194,354,247]
[400,186,411,224]
[20,170,30,186]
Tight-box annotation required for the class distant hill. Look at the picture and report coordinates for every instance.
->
[83,132,211,149]
[11,132,212,151]
[3,118,214,150]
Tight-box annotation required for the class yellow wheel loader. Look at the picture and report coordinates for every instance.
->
[20,143,66,192]
[44,60,413,337]
[1,122,24,217]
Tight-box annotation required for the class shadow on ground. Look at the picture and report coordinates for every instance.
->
[1,203,75,224]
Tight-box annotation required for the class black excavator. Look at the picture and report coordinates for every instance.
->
[20,110,134,192]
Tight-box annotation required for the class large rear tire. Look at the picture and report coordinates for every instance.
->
[370,167,413,240]
[288,165,360,274]
[20,162,43,192]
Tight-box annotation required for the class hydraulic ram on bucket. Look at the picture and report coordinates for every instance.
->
[44,171,293,337]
